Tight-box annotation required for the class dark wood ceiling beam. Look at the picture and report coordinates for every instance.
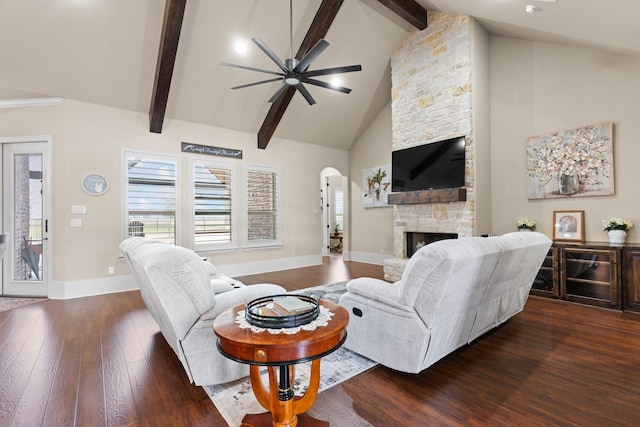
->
[376,0,428,30]
[257,0,344,149]
[149,0,187,134]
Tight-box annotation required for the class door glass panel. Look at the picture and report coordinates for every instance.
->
[13,153,43,281]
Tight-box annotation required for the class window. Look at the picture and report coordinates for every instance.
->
[244,164,281,247]
[191,159,236,250]
[124,151,178,244]
[334,189,344,231]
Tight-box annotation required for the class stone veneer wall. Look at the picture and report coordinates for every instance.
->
[385,14,477,281]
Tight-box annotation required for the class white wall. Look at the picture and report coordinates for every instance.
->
[0,98,349,296]
[347,102,394,264]
[490,37,640,242]
[6,32,639,298]
[472,19,492,236]
[346,31,640,264]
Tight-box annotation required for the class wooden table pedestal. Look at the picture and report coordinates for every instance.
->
[214,301,348,427]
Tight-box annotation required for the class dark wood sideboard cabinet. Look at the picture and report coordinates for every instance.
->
[530,241,640,311]
[623,246,640,312]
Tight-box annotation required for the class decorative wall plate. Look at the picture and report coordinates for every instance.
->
[81,173,109,195]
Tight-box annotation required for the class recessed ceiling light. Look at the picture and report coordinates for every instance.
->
[525,5,539,14]
[234,40,248,55]
[330,77,342,88]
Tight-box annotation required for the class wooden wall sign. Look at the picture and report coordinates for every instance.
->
[181,142,242,159]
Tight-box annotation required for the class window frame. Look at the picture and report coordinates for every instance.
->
[122,150,181,244]
[189,157,238,252]
[243,163,282,248]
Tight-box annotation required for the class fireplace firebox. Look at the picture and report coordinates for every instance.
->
[406,232,458,258]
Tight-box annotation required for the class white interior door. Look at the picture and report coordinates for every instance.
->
[2,139,50,297]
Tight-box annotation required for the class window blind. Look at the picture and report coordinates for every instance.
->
[335,189,344,229]
[126,156,177,244]
[246,167,280,243]
[193,163,232,246]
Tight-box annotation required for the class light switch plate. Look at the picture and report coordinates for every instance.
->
[71,205,86,214]
[70,218,82,227]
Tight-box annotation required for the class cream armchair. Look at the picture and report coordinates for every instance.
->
[120,237,286,385]
[339,232,551,374]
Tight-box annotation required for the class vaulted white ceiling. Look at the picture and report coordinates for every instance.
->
[2,0,638,150]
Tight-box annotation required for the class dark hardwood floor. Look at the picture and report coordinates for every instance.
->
[1,255,639,426]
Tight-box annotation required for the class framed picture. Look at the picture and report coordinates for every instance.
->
[553,210,585,242]
[527,122,614,199]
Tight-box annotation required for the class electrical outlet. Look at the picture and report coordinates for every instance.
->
[108,266,114,275]
[292,248,296,256]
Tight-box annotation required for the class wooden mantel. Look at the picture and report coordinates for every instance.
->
[387,188,467,205]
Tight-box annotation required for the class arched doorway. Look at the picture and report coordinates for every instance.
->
[320,167,347,258]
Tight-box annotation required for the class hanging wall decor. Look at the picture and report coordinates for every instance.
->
[363,164,391,208]
[81,173,109,196]
[526,122,614,199]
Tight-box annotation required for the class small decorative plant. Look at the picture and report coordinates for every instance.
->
[517,218,536,231]
[602,218,633,232]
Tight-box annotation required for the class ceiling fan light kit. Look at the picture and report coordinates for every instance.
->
[220,0,361,106]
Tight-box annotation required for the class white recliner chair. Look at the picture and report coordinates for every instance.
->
[339,232,551,374]
[120,237,286,385]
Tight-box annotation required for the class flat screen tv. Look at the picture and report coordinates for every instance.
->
[392,136,466,192]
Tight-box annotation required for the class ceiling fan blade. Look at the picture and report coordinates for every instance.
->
[219,62,284,77]
[294,39,329,73]
[302,64,362,78]
[231,77,283,90]
[295,83,316,105]
[301,77,352,94]
[268,83,289,103]
[252,38,289,73]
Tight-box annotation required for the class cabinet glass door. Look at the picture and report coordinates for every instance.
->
[562,248,618,307]
[532,248,558,297]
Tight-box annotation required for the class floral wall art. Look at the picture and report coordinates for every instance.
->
[363,164,391,208]
[526,122,614,199]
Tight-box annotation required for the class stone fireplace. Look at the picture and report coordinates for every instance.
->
[383,13,490,282]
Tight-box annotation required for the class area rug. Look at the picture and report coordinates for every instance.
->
[0,297,46,312]
[204,281,378,427]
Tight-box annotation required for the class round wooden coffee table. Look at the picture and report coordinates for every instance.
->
[214,300,348,427]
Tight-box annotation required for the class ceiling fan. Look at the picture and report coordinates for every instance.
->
[219,0,362,106]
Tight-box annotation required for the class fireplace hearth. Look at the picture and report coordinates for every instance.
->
[406,232,458,258]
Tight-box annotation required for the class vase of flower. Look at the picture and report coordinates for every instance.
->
[517,218,536,232]
[608,230,627,245]
[558,170,578,195]
[602,217,633,245]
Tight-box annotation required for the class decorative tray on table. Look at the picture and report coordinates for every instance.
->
[245,294,319,329]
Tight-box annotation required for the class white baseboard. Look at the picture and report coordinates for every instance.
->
[49,275,139,300]
[218,254,323,277]
[347,251,388,265]
[49,255,323,299]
